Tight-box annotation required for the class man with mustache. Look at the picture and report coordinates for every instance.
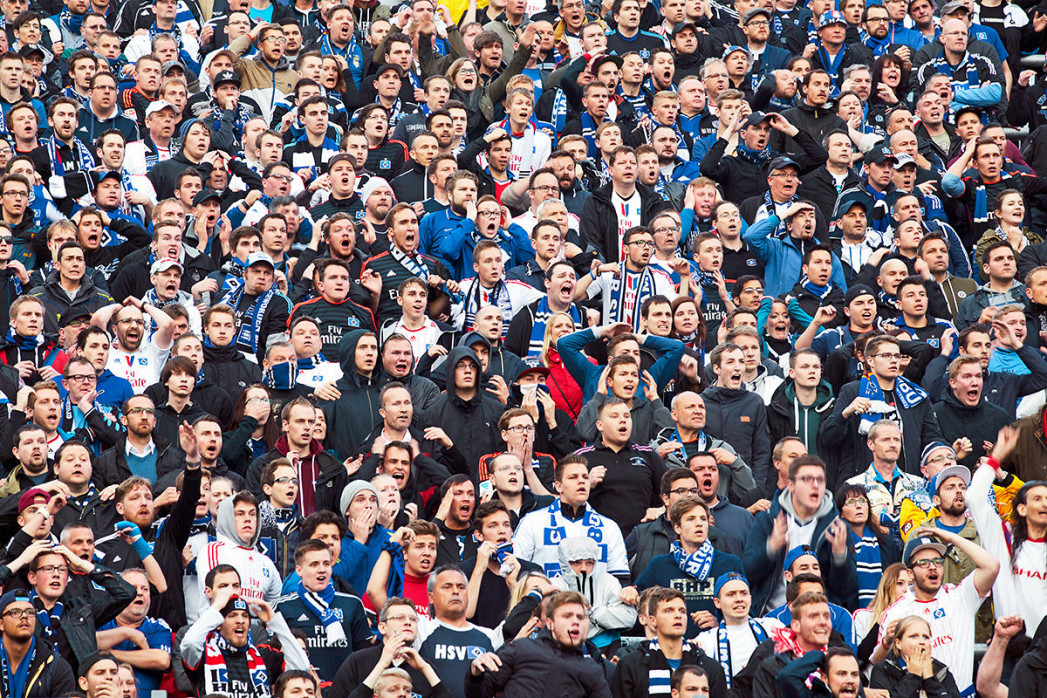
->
[92,298,176,394]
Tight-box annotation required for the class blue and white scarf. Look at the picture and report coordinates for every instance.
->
[860,30,892,57]
[30,593,62,641]
[607,265,657,330]
[527,297,582,357]
[670,539,715,579]
[46,134,95,179]
[817,42,846,89]
[263,360,298,390]
[0,635,35,698]
[800,275,833,301]
[717,620,768,687]
[579,112,603,160]
[223,284,276,354]
[296,580,346,641]
[463,277,513,336]
[551,88,568,135]
[737,143,771,167]
[930,51,982,93]
[857,371,927,435]
[647,638,696,694]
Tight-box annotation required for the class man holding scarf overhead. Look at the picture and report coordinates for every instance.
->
[574,227,677,333]
[216,252,292,365]
[822,333,944,482]
[28,97,95,216]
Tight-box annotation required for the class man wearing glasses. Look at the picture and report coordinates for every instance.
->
[229,24,298,123]
[57,356,121,454]
[91,297,177,394]
[878,530,998,697]
[0,590,76,698]
[823,334,944,481]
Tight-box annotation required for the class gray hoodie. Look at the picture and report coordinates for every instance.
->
[551,537,637,640]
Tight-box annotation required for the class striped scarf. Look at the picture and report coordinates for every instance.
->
[222,284,276,354]
[607,265,657,330]
[718,620,768,687]
[527,297,583,357]
[30,593,62,642]
[463,278,513,337]
[202,630,269,697]
[854,525,883,607]
[647,638,696,694]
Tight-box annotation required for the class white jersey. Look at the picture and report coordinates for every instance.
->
[513,500,628,579]
[381,318,444,364]
[197,537,283,612]
[107,342,170,394]
[879,575,986,694]
[967,462,1046,635]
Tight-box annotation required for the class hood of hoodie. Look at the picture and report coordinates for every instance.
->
[336,328,379,388]
[557,536,600,580]
[458,330,492,353]
[774,379,835,415]
[941,388,988,414]
[776,486,835,526]
[445,345,483,403]
[216,495,260,548]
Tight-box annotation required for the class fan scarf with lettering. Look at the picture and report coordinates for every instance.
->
[462,278,513,336]
[219,258,247,297]
[296,580,346,642]
[857,371,927,435]
[670,539,715,579]
[718,620,768,687]
[551,88,568,134]
[390,245,431,282]
[527,298,583,357]
[47,134,95,179]
[222,285,276,354]
[203,630,269,696]
[607,265,657,329]
[297,354,328,372]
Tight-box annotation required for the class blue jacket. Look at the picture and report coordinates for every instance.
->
[742,215,848,297]
[422,208,473,272]
[742,490,858,615]
[557,328,686,403]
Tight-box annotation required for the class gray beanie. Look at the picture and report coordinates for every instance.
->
[340,480,379,514]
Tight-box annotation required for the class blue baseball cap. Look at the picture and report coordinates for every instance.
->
[714,572,749,597]
[784,544,817,572]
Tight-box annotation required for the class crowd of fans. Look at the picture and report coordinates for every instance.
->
[7,0,1047,695]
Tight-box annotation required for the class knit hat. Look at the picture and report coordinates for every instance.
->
[340,481,379,515]
[844,284,875,306]
[359,176,394,207]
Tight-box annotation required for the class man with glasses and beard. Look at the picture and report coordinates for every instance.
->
[90,299,176,394]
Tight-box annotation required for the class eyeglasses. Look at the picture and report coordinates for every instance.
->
[65,374,96,382]
[264,36,286,44]
[746,19,769,26]
[274,476,300,485]
[531,185,558,193]
[653,225,681,235]
[705,72,729,80]
[247,397,270,404]
[118,318,145,326]
[794,475,825,485]
[126,407,155,416]
[505,425,535,433]
[843,497,866,507]
[740,287,764,295]
[0,236,12,244]
[2,190,25,198]
[866,16,889,22]
[872,353,902,361]
[268,174,293,183]
[629,240,655,248]
[478,210,501,218]
[385,614,418,623]
[35,565,68,575]
[769,172,799,180]
[911,557,944,569]
[669,487,700,496]
[2,608,33,620]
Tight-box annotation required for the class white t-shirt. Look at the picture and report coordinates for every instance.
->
[696,618,784,677]
[107,342,170,394]
[611,190,642,260]
[879,575,987,694]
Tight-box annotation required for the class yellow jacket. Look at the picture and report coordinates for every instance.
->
[899,473,1023,540]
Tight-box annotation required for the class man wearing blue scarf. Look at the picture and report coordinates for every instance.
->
[0,590,75,698]
[822,334,944,481]
[807,11,873,95]
[275,539,371,680]
[216,252,292,364]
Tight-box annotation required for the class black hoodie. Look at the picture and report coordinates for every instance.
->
[422,346,507,481]
[317,329,383,460]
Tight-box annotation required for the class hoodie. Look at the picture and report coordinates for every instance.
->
[551,537,637,643]
[196,496,283,612]
[741,489,858,615]
[422,346,507,480]
[317,329,383,460]
[767,380,835,459]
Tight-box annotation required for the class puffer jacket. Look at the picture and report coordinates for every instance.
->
[550,537,636,639]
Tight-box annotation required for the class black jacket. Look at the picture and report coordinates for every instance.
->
[579,182,672,262]
[701,128,828,206]
[932,391,1011,469]
[612,639,727,698]
[147,150,212,200]
[770,101,850,156]
[30,273,114,335]
[421,346,507,481]
[1011,631,1047,698]
[701,385,772,495]
[94,435,187,490]
[9,636,76,698]
[144,375,233,427]
[110,244,216,301]
[45,563,136,673]
[317,330,383,460]
[796,164,862,224]
[869,655,962,698]
[464,628,612,698]
[200,340,262,407]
